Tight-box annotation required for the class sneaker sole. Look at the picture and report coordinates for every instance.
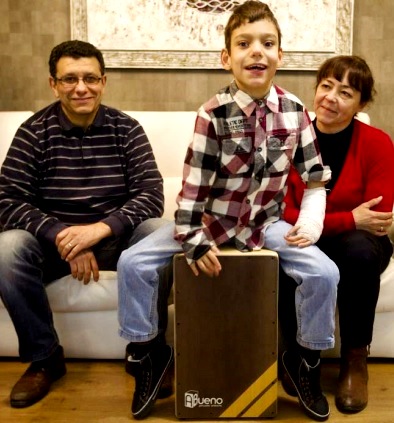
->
[282,351,329,422]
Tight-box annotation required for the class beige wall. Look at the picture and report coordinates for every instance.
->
[1,0,393,137]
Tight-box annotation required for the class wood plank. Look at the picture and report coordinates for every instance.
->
[0,359,394,422]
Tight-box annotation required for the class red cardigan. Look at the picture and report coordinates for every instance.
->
[283,120,394,236]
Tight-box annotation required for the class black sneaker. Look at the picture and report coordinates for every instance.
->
[125,348,174,399]
[282,350,329,421]
[281,365,298,397]
[128,343,173,419]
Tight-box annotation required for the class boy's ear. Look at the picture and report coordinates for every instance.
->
[221,48,232,70]
[277,48,284,69]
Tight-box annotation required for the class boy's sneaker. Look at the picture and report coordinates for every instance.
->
[127,343,174,420]
[281,365,298,397]
[282,350,329,421]
[125,348,174,399]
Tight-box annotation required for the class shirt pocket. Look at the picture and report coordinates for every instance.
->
[220,136,252,175]
[266,132,297,173]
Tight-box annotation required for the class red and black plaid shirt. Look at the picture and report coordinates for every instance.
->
[175,82,330,262]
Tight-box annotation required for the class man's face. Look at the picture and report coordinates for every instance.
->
[221,19,282,99]
[49,56,106,128]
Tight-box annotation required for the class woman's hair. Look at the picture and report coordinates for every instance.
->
[224,1,282,53]
[316,55,376,105]
[48,40,105,78]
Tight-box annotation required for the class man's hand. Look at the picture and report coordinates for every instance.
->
[56,222,112,261]
[189,246,222,277]
[68,249,100,284]
[352,196,393,235]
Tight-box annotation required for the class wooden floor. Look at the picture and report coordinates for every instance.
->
[0,358,393,422]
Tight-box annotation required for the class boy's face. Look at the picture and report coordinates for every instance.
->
[221,19,282,99]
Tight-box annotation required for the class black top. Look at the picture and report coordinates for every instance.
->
[313,119,354,192]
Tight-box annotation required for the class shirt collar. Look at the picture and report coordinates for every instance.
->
[229,81,280,116]
[57,102,106,131]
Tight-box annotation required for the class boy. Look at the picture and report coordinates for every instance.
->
[117,1,339,421]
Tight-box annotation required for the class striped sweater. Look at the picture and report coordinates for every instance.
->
[0,102,164,244]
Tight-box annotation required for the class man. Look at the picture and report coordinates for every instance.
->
[0,40,164,408]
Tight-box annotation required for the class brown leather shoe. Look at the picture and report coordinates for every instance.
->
[335,346,368,413]
[10,346,67,408]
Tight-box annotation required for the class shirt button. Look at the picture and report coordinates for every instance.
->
[257,147,262,152]
[259,117,263,123]
[246,199,250,204]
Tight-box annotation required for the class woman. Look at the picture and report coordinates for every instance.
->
[280,55,394,414]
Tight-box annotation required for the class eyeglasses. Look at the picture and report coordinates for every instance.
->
[54,75,103,88]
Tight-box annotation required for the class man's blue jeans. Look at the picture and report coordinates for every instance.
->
[117,220,339,351]
[0,218,166,362]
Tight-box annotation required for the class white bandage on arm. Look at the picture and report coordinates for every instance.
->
[294,187,327,244]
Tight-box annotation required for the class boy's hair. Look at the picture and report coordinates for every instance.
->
[48,40,106,78]
[316,55,376,105]
[224,1,282,53]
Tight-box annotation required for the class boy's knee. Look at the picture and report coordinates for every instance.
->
[320,260,340,291]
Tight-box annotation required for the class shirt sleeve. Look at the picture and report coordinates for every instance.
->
[282,166,356,235]
[292,110,331,183]
[174,107,218,262]
[283,122,394,236]
[101,122,164,237]
[0,123,68,243]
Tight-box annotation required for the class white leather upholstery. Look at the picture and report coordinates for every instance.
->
[0,110,393,358]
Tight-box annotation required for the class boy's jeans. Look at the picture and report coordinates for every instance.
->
[117,220,339,350]
[0,218,166,362]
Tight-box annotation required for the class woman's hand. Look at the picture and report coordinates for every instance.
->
[352,196,393,235]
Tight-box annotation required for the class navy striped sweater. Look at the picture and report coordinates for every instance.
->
[0,102,164,244]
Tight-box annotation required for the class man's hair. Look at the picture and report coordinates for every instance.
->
[48,40,106,78]
[224,1,282,53]
[316,55,376,105]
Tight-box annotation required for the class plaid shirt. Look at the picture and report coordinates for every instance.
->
[175,82,330,262]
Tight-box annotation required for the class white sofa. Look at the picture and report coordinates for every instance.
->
[0,110,393,359]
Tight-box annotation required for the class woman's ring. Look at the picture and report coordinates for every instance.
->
[68,242,73,248]
[380,226,384,232]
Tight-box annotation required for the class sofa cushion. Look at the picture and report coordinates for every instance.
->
[376,258,394,313]
[46,271,118,312]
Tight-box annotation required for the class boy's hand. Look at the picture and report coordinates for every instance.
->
[189,246,222,277]
[284,225,313,248]
[293,186,326,244]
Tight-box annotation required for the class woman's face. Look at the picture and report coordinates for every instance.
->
[313,71,364,134]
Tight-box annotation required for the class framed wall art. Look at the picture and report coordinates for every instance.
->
[70,0,354,70]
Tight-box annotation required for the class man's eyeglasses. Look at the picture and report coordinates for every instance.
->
[54,75,103,88]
